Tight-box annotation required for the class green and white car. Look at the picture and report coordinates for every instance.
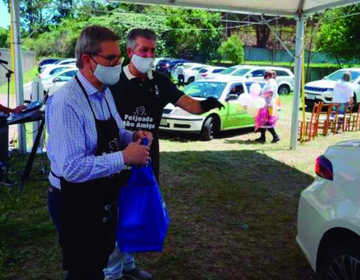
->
[159,77,265,140]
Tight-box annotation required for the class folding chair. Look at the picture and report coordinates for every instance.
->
[350,104,360,131]
[317,103,340,136]
[298,102,321,141]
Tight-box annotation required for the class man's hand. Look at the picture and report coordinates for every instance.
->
[134,130,153,146]
[12,105,27,114]
[200,97,225,112]
[122,139,150,165]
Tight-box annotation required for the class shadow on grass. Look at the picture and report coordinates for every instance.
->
[159,127,255,143]
[1,150,316,280]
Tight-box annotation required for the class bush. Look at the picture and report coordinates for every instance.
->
[217,34,244,64]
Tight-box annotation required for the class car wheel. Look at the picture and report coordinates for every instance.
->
[201,116,218,141]
[278,85,290,95]
[321,243,360,280]
[187,77,195,84]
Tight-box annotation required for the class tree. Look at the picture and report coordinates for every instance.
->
[0,27,9,48]
[317,4,360,62]
[217,34,244,64]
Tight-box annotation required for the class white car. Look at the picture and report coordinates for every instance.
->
[160,77,265,140]
[195,66,227,81]
[23,68,78,100]
[305,68,360,106]
[209,65,294,95]
[39,64,77,80]
[297,139,360,279]
[171,62,205,84]
[39,58,76,73]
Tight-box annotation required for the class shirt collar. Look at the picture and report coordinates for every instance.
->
[77,71,108,96]
[123,65,154,80]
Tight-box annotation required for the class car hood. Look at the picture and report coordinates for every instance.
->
[305,80,336,88]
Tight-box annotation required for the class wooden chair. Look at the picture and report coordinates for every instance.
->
[317,103,340,136]
[350,104,360,131]
[298,102,321,141]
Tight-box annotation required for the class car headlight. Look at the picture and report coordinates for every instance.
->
[170,107,195,117]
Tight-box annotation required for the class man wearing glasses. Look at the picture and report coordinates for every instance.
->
[46,25,153,280]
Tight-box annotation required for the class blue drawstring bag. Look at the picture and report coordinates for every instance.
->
[117,144,170,252]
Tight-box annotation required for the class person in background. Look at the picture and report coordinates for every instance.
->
[45,25,153,280]
[105,27,224,280]
[332,71,354,132]
[177,63,185,86]
[254,70,280,143]
[271,70,281,110]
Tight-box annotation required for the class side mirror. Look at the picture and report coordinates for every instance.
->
[226,94,239,101]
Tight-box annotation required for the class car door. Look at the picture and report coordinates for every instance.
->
[222,83,247,129]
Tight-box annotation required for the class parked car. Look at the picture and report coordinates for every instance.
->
[39,64,77,80]
[304,68,360,107]
[159,77,265,140]
[23,68,78,101]
[38,58,60,73]
[195,66,227,81]
[297,139,360,279]
[155,58,188,76]
[171,62,205,84]
[39,58,76,73]
[42,68,78,95]
[209,65,294,95]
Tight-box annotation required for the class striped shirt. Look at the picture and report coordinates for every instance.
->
[45,71,134,189]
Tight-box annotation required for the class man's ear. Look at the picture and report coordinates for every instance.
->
[82,54,92,69]
[126,47,133,59]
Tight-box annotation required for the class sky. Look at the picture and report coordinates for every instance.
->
[0,1,10,29]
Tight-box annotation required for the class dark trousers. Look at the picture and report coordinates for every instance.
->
[48,188,105,280]
[257,127,278,140]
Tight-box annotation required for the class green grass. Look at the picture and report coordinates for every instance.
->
[2,94,360,279]
[0,66,39,95]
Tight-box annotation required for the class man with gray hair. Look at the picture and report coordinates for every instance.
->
[46,25,153,280]
[106,27,224,280]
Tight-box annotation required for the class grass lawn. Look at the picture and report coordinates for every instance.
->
[2,94,360,279]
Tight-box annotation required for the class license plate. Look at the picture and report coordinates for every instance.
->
[306,94,315,100]
[160,118,168,126]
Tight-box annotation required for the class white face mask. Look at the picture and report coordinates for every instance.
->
[93,64,122,85]
[131,54,154,74]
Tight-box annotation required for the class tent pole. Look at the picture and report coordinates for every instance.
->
[290,14,305,150]
[10,0,26,153]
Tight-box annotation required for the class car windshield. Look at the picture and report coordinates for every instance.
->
[184,81,226,99]
[219,67,238,75]
[232,68,252,77]
[326,70,360,82]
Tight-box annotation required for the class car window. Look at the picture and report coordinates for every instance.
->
[183,82,226,99]
[192,67,203,71]
[56,71,77,82]
[250,69,265,78]
[212,68,226,73]
[199,68,209,73]
[220,67,238,75]
[276,70,290,77]
[232,68,252,77]
[326,70,360,82]
[50,67,66,75]
[229,84,244,97]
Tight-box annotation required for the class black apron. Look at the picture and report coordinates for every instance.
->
[113,76,161,180]
[60,76,129,272]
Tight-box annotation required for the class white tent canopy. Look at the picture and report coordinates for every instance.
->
[115,0,359,16]
[10,0,360,151]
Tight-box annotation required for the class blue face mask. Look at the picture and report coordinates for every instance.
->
[93,63,122,85]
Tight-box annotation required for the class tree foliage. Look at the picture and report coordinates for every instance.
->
[0,27,9,48]
[217,34,244,64]
[316,4,360,62]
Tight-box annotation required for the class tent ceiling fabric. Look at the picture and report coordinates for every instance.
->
[115,0,360,16]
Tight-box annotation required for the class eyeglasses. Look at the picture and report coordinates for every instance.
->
[89,53,124,66]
